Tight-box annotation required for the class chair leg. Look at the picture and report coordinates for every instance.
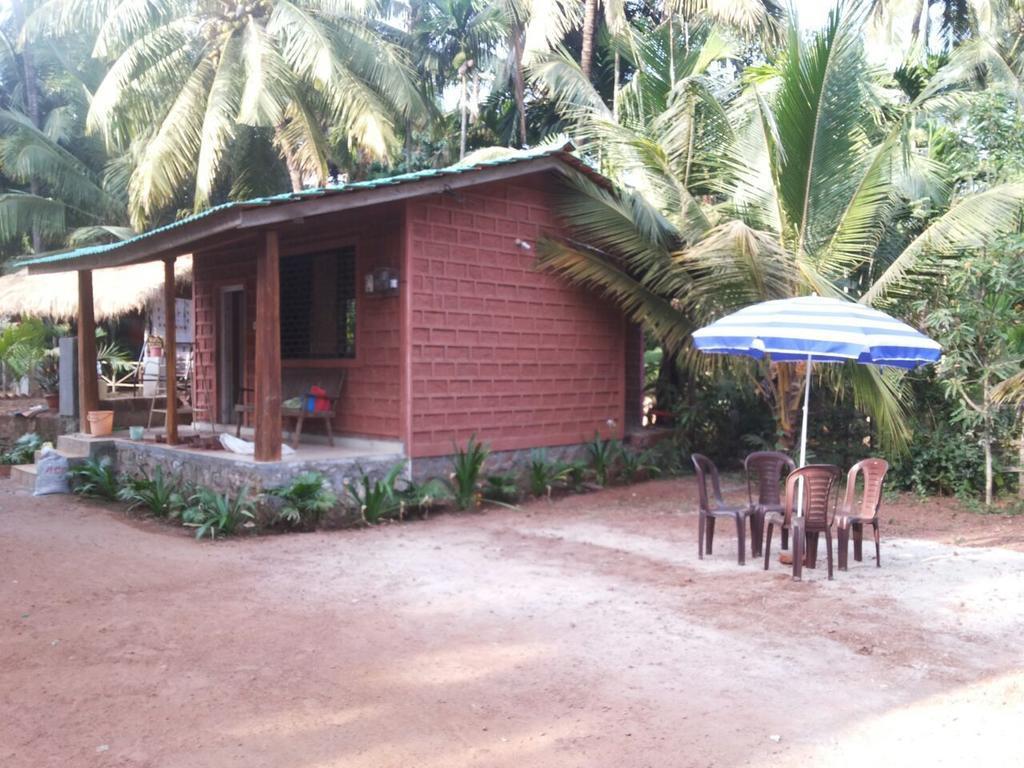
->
[781,526,789,551]
[837,525,849,571]
[292,414,304,449]
[698,513,705,561]
[236,418,242,438]
[825,528,834,580]
[873,521,881,567]
[853,523,863,562]
[750,512,763,558]
[805,532,819,569]
[764,522,774,570]
[735,514,746,566]
[705,517,715,555]
[324,415,335,447]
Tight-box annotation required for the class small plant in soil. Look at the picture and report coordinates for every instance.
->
[348,463,404,524]
[448,434,489,510]
[483,472,520,505]
[564,460,589,493]
[620,449,661,484]
[70,456,121,501]
[181,486,255,540]
[266,471,338,530]
[118,466,185,517]
[526,449,570,498]
[397,476,449,518]
[586,433,621,486]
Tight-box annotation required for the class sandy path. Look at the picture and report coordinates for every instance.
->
[1,478,1022,767]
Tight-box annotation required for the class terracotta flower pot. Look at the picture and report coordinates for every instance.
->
[43,393,59,409]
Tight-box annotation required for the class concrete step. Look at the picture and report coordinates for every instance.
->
[56,434,95,458]
[10,464,36,490]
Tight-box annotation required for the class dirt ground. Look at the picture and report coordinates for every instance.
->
[1,477,1022,768]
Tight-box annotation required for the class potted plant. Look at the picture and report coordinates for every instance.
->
[35,348,60,409]
[147,334,164,357]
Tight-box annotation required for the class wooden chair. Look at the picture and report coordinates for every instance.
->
[692,453,757,566]
[763,465,841,580]
[836,458,889,570]
[744,451,796,558]
[234,369,345,448]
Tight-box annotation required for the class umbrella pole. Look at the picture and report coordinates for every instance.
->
[796,354,812,518]
[798,353,812,468]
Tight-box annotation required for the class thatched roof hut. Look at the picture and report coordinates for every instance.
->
[0,256,192,321]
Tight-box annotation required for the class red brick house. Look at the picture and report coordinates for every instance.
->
[20,146,643,476]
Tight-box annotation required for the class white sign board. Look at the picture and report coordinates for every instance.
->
[150,298,194,344]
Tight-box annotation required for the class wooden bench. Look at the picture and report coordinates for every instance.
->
[234,369,345,448]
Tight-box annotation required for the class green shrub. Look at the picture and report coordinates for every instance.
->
[448,434,489,510]
[526,449,570,498]
[69,456,120,501]
[118,466,185,517]
[348,463,405,524]
[398,476,449,517]
[266,471,338,530]
[1,432,43,465]
[181,487,255,539]
[586,433,621,486]
[483,472,519,505]
[620,449,661,483]
[564,460,588,492]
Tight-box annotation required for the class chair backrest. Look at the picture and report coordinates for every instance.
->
[745,451,796,508]
[691,453,725,511]
[842,458,889,520]
[784,465,841,529]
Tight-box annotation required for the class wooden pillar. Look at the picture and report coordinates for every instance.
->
[77,270,100,433]
[254,230,282,461]
[164,257,178,445]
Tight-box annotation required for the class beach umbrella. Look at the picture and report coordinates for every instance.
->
[691,295,941,468]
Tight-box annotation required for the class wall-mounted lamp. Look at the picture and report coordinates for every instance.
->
[514,239,533,251]
[365,267,400,296]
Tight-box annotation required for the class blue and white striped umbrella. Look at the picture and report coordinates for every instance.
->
[691,295,941,467]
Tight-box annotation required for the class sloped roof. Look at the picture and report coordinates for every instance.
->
[16,144,604,275]
[0,256,191,320]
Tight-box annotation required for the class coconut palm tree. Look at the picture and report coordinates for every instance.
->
[0,6,127,258]
[24,0,426,227]
[536,1,1024,450]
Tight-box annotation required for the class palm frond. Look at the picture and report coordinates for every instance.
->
[194,30,244,209]
[862,183,1024,305]
[0,193,66,244]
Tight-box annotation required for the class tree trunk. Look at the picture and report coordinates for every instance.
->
[581,0,598,81]
[984,380,993,507]
[459,71,469,160]
[510,26,528,147]
[1018,417,1024,500]
[612,50,620,122]
[11,0,43,252]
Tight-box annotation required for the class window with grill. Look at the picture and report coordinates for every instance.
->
[279,247,356,359]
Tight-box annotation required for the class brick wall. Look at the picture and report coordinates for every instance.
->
[407,177,628,458]
[192,205,404,441]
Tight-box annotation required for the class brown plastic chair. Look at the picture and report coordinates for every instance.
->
[744,451,796,557]
[763,465,841,581]
[692,454,757,566]
[836,458,889,570]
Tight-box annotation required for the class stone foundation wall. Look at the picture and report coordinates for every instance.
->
[409,441,590,482]
[115,442,405,496]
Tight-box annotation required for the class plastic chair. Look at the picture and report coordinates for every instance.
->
[836,458,889,570]
[764,465,841,581]
[692,454,757,566]
[744,451,796,557]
